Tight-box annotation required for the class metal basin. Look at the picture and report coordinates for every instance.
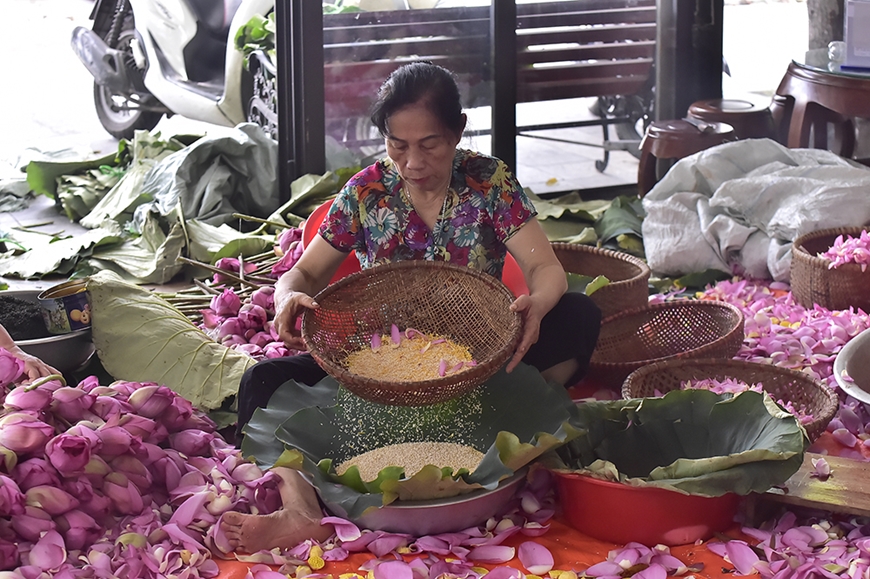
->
[2,290,95,374]
[834,327,870,404]
[322,470,526,536]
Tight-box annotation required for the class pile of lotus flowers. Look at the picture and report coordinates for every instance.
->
[820,231,870,271]
[0,349,282,577]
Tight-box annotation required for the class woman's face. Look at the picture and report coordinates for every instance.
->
[384,102,464,197]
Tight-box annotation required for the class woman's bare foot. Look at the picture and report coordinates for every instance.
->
[220,467,334,553]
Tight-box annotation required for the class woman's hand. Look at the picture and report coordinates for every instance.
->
[273,291,319,351]
[506,293,546,372]
[19,352,60,382]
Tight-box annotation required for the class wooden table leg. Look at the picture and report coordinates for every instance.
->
[787,98,812,148]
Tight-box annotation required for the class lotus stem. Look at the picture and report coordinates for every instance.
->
[176,257,263,289]
[231,213,294,230]
[25,374,66,391]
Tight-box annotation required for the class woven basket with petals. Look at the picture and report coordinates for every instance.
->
[302,261,522,406]
[791,227,870,312]
[622,358,838,441]
[587,300,745,390]
[551,243,650,319]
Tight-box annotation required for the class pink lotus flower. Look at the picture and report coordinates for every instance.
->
[217,317,245,340]
[0,537,18,571]
[55,509,101,551]
[12,458,61,491]
[12,505,55,542]
[271,241,304,276]
[158,395,194,433]
[62,476,95,505]
[75,375,101,393]
[234,343,263,358]
[169,429,215,456]
[103,472,144,515]
[94,424,135,459]
[4,385,52,412]
[210,289,241,317]
[239,304,268,330]
[212,257,258,284]
[251,286,275,312]
[277,227,303,255]
[117,414,157,440]
[50,387,96,422]
[248,331,273,348]
[0,349,24,389]
[90,394,134,422]
[109,454,152,493]
[127,384,175,419]
[25,485,79,516]
[221,334,247,347]
[78,491,112,523]
[200,308,222,329]
[45,433,93,477]
[0,475,25,518]
[0,413,55,454]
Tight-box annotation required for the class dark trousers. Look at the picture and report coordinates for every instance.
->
[236,292,601,437]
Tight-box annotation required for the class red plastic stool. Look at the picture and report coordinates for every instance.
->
[302,200,530,296]
[637,120,736,197]
[687,98,777,140]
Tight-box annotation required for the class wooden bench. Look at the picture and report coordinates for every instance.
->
[321,0,656,171]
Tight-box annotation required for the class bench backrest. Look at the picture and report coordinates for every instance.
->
[322,0,656,121]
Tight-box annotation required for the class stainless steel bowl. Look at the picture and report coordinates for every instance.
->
[2,290,95,373]
[323,470,526,536]
[834,327,870,404]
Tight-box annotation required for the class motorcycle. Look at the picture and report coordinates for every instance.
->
[71,0,274,140]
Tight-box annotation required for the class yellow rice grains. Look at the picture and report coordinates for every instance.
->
[336,441,484,479]
[345,330,473,382]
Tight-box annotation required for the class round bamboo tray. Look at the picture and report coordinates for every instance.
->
[302,261,522,406]
[587,300,745,390]
[622,358,838,441]
[791,226,870,312]
[552,242,651,318]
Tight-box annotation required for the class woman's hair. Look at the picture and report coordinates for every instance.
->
[370,61,464,138]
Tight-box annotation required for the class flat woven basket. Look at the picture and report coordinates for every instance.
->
[302,261,522,406]
[587,300,745,390]
[791,226,870,312]
[552,242,651,318]
[621,358,838,441]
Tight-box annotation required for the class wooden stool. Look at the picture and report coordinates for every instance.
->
[637,119,736,196]
[687,98,777,140]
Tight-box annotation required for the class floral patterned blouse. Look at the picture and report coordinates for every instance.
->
[318,149,536,279]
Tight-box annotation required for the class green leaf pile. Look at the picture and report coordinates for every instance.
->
[550,388,807,497]
[242,363,581,519]
[87,270,256,410]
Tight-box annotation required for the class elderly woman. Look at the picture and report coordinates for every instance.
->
[221,62,601,553]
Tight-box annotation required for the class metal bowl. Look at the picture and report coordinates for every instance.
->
[322,470,527,536]
[2,290,95,374]
[834,327,870,404]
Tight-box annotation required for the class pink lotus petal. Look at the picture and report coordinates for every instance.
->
[340,530,381,552]
[468,545,515,564]
[371,333,382,350]
[367,533,410,557]
[374,560,414,579]
[321,516,361,542]
[449,362,464,373]
[520,522,551,537]
[585,561,625,577]
[405,328,425,340]
[391,324,401,345]
[725,540,760,575]
[438,359,447,377]
[480,567,523,579]
[811,457,832,480]
[28,529,66,570]
[518,541,554,575]
[832,428,858,448]
[249,564,291,579]
[413,535,451,555]
[634,563,668,579]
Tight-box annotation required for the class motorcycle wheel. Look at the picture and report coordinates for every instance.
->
[93,82,163,140]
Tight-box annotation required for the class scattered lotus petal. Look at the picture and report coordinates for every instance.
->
[28,529,66,571]
[371,333,381,350]
[320,517,361,542]
[391,324,401,345]
[811,457,832,480]
[518,541,554,575]
[634,564,668,579]
[480,567,523,579]
[438,359,447,377]
[585,561,625,577]
[374,560,414,579]
[725,540,760,575]
[468,545,515,564]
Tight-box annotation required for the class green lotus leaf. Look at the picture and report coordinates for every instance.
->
[241,363,580,519]
[551,388,807,497]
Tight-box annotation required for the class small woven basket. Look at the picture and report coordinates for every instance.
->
[551,243,651,319]
[791,227,870,312]
[622,358,838,441]
[587,300,745,390]
[302,261,522,406]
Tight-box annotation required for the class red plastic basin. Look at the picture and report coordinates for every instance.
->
[553,471,741,546]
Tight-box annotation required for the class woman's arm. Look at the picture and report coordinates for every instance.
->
[504,218,567,372]
[273,235,349,350]
[0,324,59,381]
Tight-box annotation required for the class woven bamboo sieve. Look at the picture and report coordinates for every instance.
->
[551,242,650,318]
[791,227,870,312]
[587,300,745,390]
[621,358,838,441]
[302,261,522,406]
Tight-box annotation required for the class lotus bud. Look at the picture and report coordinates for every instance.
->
[200,308,222,329]
[11,458,61,491]
[277,227,302,255]
[217,317,245,340]
[146,421,169,445]
[78,492,112,524]
[169,429,215,457]
[55,509,101,552]
[210,289,241,317]
[75,375,100,393]
[247,331,272,349]
[0,475,24,518]
[109,380,144,398]
[50,387,96,422]
[0,349,24,389]
[221,334,247,347]
[127,385,175,419]
[159,396,194,433]
[270,248,297,277]
[118,414,157,440]
[103,472,144,516]
[25,485,79,516]
[27,529,66,571]
[62,477,94,505]
[0,537,18,572]
[44,434,92,477]
[239,304,267,330]
[244,328,257,340]
[0,445,16,474]
[0,413,55,454]
[231,462,266,483]
[90,395,134,422]
[4,386,52,412]
[12,505,55,542]
[251,286,275,313]
[63,423,102,450]
[235,343,263,358]
[179,411,216,432]
[93,425,134,460]
[263,342,289,359]
[151,449,185,490]
[109,455,152,493]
